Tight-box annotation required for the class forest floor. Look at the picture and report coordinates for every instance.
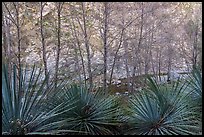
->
[108,73,189,94]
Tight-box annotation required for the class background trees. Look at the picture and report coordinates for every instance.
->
[2,2,202,91]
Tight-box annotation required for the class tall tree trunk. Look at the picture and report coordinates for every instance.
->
[13,2,22,96]
[71,17,87,87]
[123,34,131,93]
[81,2,93,91]
[150,50,156,76]
[167,46,172,82]
[158,48,162,82]
[2,13,7,58]
[15,3,21,73]
[144,26,152,77]
[74,47,82,85]
[103,2,108,93]
[149,24,156,77]
[109,28,124,85]
[192,22,199,69]
[40,2,49,87]
[144,39,150,85]
[55,2,63,88]
[2,10,12,81]
[3,3,16,82]
[131,3,144,92]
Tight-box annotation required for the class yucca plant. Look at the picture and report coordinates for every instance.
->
[125,76,201,135]
[56,84,122,135]
[187,67,202,104]
[2,62,76,135]
[185,67,202,131]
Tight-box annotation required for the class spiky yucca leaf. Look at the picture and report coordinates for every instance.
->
[185,67,202,126]
[2,63,76,135]
[126,76,201,135]
[187,67,202,101]
[57,84,122,135]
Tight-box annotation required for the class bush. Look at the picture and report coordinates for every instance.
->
[125,76,201,135]
[2,62,75,135]
[55,84,123,135]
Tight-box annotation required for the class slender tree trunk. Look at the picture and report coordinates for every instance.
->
[10,2,22,113]
[74,47,82,85]
[167,47,172,82]
[150,50,156,76]
[40,2,49,87]
[155,48,159,81]
[123,34,131,93]
[3,3,15,80]
[71,17,87,87]
[77,42,87,87]
[103,2,108,93]
[55,2,63,88]
[131,65,137,91]
[144,46,150,85]
[149,23,156,77]
[15,3,21,74]
[158,48,162,82]
[13,2,22,96]
[81,2,93,91]
[109,29,124,85]
[2,13,7,58]
[192,22,198,69]
[3,11,12,81]
[131,3,144,92]
[144,28,152,77]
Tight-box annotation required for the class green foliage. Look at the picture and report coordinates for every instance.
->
[125,76,201,135]
[2,62,75,135]
[2,61,122,135]
[188,67,202,98]
[2,60,202,135]
[186,67,202,119]
[57,84,122,135]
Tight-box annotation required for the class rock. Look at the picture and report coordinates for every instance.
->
[116,92,120,95]
[168,70,180,81]
[124,91,129,95]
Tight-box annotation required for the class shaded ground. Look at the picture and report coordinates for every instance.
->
[108,73,190,94]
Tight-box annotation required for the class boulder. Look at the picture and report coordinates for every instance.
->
[167,70,180,81]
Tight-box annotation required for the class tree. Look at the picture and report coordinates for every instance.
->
[54,2,64,88]
[131,2,144,91]
[70,16,86,86]
[3,2,22,95]
[40,2,49,87]
[101,2,109,93]
[1,2,201,93]
[185,19,200,69]
[81,2,93,91]
[2,5,12,80]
